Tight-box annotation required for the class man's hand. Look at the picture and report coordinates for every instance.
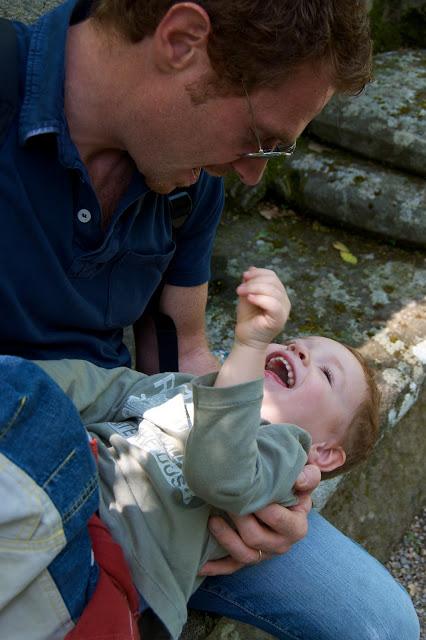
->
[199,464,321,576]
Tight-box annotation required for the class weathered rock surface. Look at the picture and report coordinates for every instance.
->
[273,139,426,247]
[309,50,426,178]
[0,0,58,22]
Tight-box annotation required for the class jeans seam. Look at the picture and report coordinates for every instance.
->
[0,396,28,441]
[43,449,77,489]
[0,528,65,551]
[62,475,98,525]
[196,586,302,640]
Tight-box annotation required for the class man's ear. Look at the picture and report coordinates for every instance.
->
[308,442,346,473]
[153,3,211,71]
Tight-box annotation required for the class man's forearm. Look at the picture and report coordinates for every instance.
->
[178,339,220,375]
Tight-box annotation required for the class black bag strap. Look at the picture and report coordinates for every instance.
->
[151,190,193,372]
[0,17,19,146]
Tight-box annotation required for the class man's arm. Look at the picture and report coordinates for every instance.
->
[134,282,219,375]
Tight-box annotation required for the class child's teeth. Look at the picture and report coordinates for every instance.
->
[267,355,295,388]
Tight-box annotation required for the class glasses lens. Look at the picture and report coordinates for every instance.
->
[242,142,296,159]
[274,142,296,155]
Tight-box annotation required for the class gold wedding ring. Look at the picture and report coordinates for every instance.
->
[257,549,263,563]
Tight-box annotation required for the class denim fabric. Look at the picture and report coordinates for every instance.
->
[189,510,420,640]
[0,356,99,638]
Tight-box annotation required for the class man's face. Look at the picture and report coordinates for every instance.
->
[261,337,366,443]
[122,61,334,194]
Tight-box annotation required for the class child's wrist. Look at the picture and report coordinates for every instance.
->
[215,336,267,388]
[233,336,270,354]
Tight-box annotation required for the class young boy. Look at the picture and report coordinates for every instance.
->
[37,267,380,639]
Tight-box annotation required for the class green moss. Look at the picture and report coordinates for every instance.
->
[333,302,348,314]
[398,105,411,116]
[353,175,366,185]
[370,0,402,53]
[383,284,395,294]
[400,8,426,48]
[298,320,321,334]
[370,1,426,51]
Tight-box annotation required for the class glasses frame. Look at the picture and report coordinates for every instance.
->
[240,81,296,159]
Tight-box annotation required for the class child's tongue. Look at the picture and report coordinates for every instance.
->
[264,366,289,388]
[265,358,289,388]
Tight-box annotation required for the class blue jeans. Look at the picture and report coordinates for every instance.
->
[189,511,420,639]
[0,356,99,639]
[0,357,420,639]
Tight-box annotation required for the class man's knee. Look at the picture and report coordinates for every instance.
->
[326,582,420,640]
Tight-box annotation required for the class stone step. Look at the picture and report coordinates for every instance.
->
[179,204,426,639]
[309,50,426,178]
[273,138,426,247]
[226,137,426,247]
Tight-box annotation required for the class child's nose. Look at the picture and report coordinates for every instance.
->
[289,342,310,366]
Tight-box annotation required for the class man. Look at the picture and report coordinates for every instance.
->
[0,0,420,638]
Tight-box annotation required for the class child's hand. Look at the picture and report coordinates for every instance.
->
[235,267,291,349]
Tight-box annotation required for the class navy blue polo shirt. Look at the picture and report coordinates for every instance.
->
[0,0,224,368]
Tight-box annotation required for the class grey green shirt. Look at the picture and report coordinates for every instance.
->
[38,359,311,639]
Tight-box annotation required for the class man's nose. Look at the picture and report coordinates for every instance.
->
[288,342,310,366]
[230,157,268,186]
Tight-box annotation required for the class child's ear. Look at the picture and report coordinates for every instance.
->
[308,442,346,473]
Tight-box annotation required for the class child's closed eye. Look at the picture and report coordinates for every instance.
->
[321,366,334,386]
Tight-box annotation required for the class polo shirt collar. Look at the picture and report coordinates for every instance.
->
[18,0,88,147]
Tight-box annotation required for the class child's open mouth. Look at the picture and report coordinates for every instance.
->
[265,353,295,388]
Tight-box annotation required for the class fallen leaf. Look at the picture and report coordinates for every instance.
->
[313,221,329,232]
[333,241,350,252]
[308,141,329,153]
[259,205,285,220]
[340,251,358,265]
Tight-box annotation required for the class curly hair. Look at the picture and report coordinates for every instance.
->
[90,0,372,95]
[321,345,381,480]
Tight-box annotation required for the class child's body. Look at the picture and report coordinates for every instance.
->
[37,268,379,639]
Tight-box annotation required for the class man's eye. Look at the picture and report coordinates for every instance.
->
[321,366,334,386]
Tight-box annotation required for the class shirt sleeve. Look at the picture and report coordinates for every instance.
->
[183,373,312,515]
[164,172,224,287]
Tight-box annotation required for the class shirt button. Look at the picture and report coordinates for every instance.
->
[77,208,92,223]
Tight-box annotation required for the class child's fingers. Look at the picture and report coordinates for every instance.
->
[237,279,288,303]
[245,293,286,321]
[242,267,282,283]
[241,269,286,293]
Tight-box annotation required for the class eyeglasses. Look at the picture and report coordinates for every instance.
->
[240,81,296,159]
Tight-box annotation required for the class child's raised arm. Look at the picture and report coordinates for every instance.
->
[215,267,290,388]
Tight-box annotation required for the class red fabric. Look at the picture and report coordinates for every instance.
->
[65,437,141,639]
